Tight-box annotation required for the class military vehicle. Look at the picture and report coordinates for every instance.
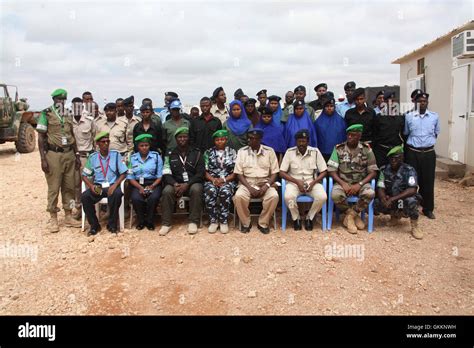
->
[0,83,39,153]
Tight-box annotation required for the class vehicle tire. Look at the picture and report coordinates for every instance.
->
[15,122,36,153]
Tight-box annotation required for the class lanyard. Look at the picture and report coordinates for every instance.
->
[179,154,187,170]
[51,106,64,126]
[99,155,111,180]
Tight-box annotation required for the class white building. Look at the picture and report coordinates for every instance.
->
[392,20,474,171]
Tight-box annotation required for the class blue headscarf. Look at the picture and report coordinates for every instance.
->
[256,112,286,154]
[272,103,283,124]
[226,100,252,136]
[314,107,347,156]
[284,108,318,148]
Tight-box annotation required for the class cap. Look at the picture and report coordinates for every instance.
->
[256,89,267,97]
[294,85,306,93]
[169,99,182,109]
[247,128,264,137]
[51,88,67,99]
[212,129,229,138]
[174,126,189,137]
[134,134,153,143]
[295,129,310,139]
[95,131,109,142]
[267,95,281,102]
[346,124,363,133]
[314,83,327,91]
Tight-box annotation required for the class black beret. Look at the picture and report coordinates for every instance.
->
[140,104,153,111]
[384,91,395,100]
[293,100,305,108]
[267,95,281,102]
[414,92,429,101]
[212,86,224,99]
[244,98,257,106]
[314,83,327,91]
[344,81,356,90]
[321,92,336,106]
[256,89,267,96]
[295,129,310,139]
[410,89,423,99]
[123,96,134,106]
[352,88,365,99]
[294,85,306,93]
[165,91,178,98]
[234,88,244,98]
[261,106,273,115]
[376,90,385,98]
[104,102,116,110]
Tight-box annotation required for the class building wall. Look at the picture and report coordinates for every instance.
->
[398,40,452,159]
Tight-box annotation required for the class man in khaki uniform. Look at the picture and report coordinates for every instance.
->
[72,99,96,219]
[280,129,328,231]
[327,124,378,234]
[36,88,82,232]
[233,128,279,234]
[95,102,129,155]
[123,95,141,153]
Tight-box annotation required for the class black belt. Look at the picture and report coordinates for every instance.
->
[407,145,434,153]
[47,144,72,153]
[78,150,94,157]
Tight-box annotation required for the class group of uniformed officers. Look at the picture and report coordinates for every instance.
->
[36,84,440,240]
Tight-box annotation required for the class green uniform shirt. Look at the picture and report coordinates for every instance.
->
[36,106,75,148]
[162,117,190,152]
[327,142,378,184]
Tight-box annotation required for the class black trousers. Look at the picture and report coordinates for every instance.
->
[373,144,391,169]
[130,181,162,225]
[81,186,123,229]
[404,147,436,212]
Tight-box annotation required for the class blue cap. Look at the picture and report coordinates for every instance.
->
[247,128,264,137]
[169,99,182,109]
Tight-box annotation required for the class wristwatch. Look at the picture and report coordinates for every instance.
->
[265,183,271,188]
[358,181,364,186]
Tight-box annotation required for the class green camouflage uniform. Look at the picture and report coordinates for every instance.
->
[327,142,378,212]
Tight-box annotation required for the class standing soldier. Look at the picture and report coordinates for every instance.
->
[376,145,423,239]
[123,95,141,153]
[404,92,440,219]
[327,124,378,234]
[36,88,82,232]
[95,102,129,156]
[72,97,96,219]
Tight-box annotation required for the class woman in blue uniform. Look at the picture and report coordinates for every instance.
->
[128,134,163,230]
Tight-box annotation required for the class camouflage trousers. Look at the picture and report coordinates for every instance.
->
[374,195,421,220]
[204,182,235,224]
[331,183,375,213]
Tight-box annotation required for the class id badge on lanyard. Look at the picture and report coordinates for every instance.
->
[180,154,189,182]
[53,106,68,146]
[99,155,111,187]
[139,176,145,185]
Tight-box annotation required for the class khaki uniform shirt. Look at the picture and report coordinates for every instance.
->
[95,116,129,153]
[72,111,96,152]
[234,144,279,186]
[36,106,76,148]
[124,115,141,152]
[210,104,229,124]
[280,146,327,181]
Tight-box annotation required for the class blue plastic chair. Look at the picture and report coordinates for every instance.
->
[281,177,327,231]
[327,177,375,233]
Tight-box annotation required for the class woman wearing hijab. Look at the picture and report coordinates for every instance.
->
[244,98,261,127]
[223,100,252,151]
[314,94,347,162]
[267,95,283,124]
[256,106,286,159]
[203,129,237,234]
[284,100,318,149]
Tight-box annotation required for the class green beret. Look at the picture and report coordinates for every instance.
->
[174,127,189,137]
[134,134,153,143]
[387,145,404,157]
[346,124,363,133]
[212,129,229,138]
[95,131,109,142]
[51,88,67,99]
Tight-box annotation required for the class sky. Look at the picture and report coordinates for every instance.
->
[0,0,473,109]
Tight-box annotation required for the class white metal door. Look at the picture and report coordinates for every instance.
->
[450,65,469,163]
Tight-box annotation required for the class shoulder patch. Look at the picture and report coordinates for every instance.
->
[335,142,346,148]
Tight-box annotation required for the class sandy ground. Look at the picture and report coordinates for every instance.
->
[0,143,473,315]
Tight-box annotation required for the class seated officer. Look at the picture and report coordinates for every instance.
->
[81,131,128,235]
[128,134,163,231]
[376,145,423,239]
[233,128,280,234]
[160,127,205,236]
[279,129,328,231]
[327,124,378,234]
